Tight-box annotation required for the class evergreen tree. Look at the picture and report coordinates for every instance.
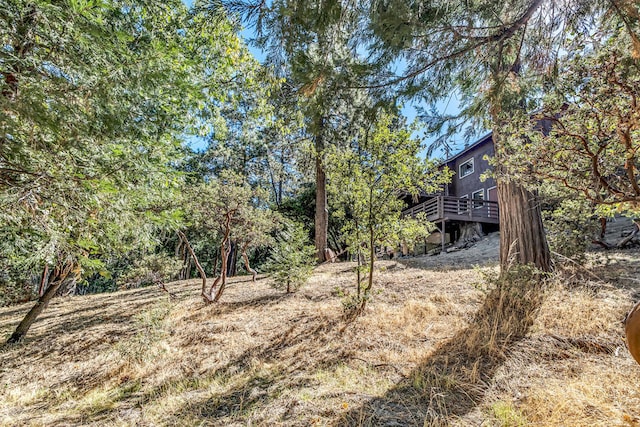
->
[360,0,631,273]
[0,0,244,342]
[225,0,382,261]
[265,221,316,293]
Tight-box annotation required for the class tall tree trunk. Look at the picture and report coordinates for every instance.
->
[7,261,75,344]
[315,118,328,262]
[492,123,551,273]
[488,52,551,274]
[496,180,551,272]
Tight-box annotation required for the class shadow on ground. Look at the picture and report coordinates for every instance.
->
[336,268,544,426]
[148,311,350,425]
[398,258,495,272]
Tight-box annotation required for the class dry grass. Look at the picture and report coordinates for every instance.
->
[1,251,639,426]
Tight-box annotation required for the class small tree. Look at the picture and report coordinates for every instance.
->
[180,171,279,302]
[325,114,450,313]
[265,222,316,293]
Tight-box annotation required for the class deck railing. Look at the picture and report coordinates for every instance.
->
[402,195,499,223]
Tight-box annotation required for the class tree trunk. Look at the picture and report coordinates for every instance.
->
[211,212,233,302]
[179,242,190,280]
[456,222,484,247]
[356,247,362,298]
[496,179,551,272]
[185,257,192,280]
[226,241,237,277]
[359,226,376,312]
[491,92,551,273]
[315,119,328,262]
[241,244,257,282]
[7,262,75,344]
[177,231,210,302]
[210,239,227,301]
[37,265,49,297]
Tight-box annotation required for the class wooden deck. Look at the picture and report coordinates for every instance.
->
[402,195,499,224]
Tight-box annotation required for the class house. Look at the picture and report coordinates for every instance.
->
[402,132,499,251]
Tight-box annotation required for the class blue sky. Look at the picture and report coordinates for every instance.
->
[181,0,469,159]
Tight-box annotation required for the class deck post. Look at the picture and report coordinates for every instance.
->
[441,219,445,253]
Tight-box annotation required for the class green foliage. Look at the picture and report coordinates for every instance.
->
[265,222,316,293]
[490,401,528,427]
[542,198,601,262]
[185,170,279,254]
[278,184,316,233]
[326,113,451,303]
[0,0,201,283]
[117,253,182,290]
[0,269,34,307]
[0,0,258,301]
[513,28,640,214]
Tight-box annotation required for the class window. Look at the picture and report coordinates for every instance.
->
[459,158,474,178]
[472,189,484,209]
[458,194,469,214]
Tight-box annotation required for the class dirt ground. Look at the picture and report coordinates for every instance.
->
[1,241,640,426]
[403,216,638,271]
[402,231,500,270]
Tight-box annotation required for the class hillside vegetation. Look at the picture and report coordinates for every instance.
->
[2,252,640,426]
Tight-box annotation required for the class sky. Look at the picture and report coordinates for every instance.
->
[181,0,471,160]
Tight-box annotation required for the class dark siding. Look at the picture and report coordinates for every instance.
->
[445,138,496,199]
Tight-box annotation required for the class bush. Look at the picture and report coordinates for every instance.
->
[117,253,181,290]
[0,265,39,306]
[265,222,316,293]
[543,199,600,261]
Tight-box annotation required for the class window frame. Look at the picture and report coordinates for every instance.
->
[471,189,484,209]
[458,158,474,179]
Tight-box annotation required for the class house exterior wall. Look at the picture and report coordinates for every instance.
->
[444,137,496,200]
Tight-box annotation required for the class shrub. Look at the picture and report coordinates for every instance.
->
[265,222,316,293]
[117,253,181,290]
[543,199,600,261]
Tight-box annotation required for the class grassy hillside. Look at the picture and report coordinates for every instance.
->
[1,252,640,426]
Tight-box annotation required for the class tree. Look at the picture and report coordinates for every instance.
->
[265,221,316,293]
[0,0,242,342]
[356,0,640,273]
[361,0,577,272]
[225,0,379,262]
[518,28,640,211]
[179,171,278,303]
[325,114,450,312]
[506,26,640,247]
